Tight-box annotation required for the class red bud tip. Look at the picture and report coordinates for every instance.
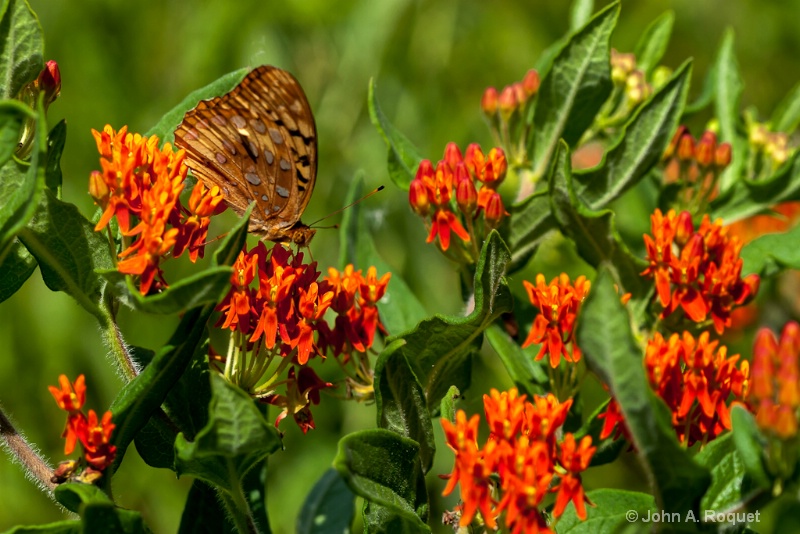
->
[38,60,61,104]
[444,142,463,169]
[677,133,695,162]
[481,86,499,116]
[409,178,430,217]
[714,142,732,169]
[522,69,540,96]
[498,85,517,120]
[695,131,717,168]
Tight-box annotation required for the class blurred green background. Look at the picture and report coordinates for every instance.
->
[2,0,800,532]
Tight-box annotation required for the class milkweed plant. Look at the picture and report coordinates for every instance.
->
[2,1,800,532]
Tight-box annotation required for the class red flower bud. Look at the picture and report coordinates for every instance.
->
[498,85,517,121]
[465,143,485,180]
[664,125,689,160]
[88,170,109,203]
[675,211,694,246]
[415,159,435,184]
[444,142,463,169]
[522,69,540,96]
[714,142,732,169]
[481,86,499,116]
[38,60,61,105]
[409,178,430,217]
[456,166,478,215]
[485,147,507,184]
[512,81,527,107]
[695,131,717,168]
[484,191,506,228]
[677,133,695,162]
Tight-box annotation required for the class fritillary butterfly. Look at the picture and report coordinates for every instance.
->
[174,65,317,246]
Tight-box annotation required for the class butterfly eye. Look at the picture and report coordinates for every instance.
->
[174,65,318,246]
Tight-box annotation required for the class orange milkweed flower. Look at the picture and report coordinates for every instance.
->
[522,273,590,368]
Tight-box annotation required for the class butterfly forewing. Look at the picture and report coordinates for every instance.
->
[174,65,318,243]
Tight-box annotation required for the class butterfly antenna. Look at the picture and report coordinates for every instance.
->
[308,185,384,227]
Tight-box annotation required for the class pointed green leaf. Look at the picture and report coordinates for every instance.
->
[578,270,710,518]
[505,190,558,273]
[730,405,771,491]
[297,468,356,534]
[0,0,43,99]
[386,231,513,412]
[569,0,594,32]
[549,141,650,306]
[334,429,429,532]
[695,434,749,514]
[368,78,424,190]
[54,483,147,533]
[147,68,250,145]
[740,217,800,276]
[555,489,656,533]
[2,522,81,533]
[178,480,235,534]
[714,29,746,193]
[772,80,800,133]
[0,99,24,167]
[0,237,35,302]
[174,374,282,491]
[374,338,435,473]
[633,11,675,75]
[485,324,548,396]
[339,175,426,334]
[574,60,691,210]
[530,2,618,180]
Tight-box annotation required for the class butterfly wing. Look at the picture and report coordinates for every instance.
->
[174,65,318,241]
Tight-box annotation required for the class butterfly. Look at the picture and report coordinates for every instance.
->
[174,65,318,246]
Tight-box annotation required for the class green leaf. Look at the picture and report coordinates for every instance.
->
[695,434,748,514]
[714,29,746,193]
[0,100,38,260]
[100,265,232,315]
[555,489,656,533]
[530,2,618,180]
[569,0,594,32]
[17,189,114,319]
[485,324,548,396]
[297,468,356,534]
[386,231,513,412]
[45,119,66,194]
[334,429,429,532]
[178,480,235,534]
[712,151,800,223]
[0,237,35,302]
[574,60,692,210]
[632,11,675,75]
[772,80,800,133]
[339,174,426,334]
[504,190,558,273]
[54,483,147,533]
[374,338,435,473]
[0,0,44,99]
[578,270,710,518]
[730,405,771,491]
[174,374,282,492]
[2,522,80,534]
[548,141,651,307]
[439,385,459,424]
[740,217,800,276]
[0,99,24,167]
[146,67,250,145]
[368,78,423,190]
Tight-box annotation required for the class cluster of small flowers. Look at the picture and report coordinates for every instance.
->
[48,375,116,483]
[750,321,800,439]
[601,331,749,447]
[663,126,732,209]
[215,242,390,431]
[642,208,759,334]
[610,49,653,106]
[409,143,508,257]
[749,122,793,171]
[521,273,591,368]
[89,125,226,294]
[442,389,595,533]
[481,69,539,165]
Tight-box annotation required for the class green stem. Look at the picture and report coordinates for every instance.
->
[97,299,137,380]
[221,463,260,534]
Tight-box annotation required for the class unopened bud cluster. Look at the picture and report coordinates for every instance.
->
[748,120,795,178]
[409,142,508,261]
[481,69,539,164]
[663,126,732,212]
[610,50,652,106]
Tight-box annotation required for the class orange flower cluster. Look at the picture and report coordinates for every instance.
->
[442,389,595,533]
[409,143,508,255]
[522,274,590,368]
[600,331,749,447]
[642,208,759,334]
[215,242,390,431]
[663,126,732,207]
[749,322,800,439]
[89,125,226,294]
[481,69,540,122]
[48,375,116,481]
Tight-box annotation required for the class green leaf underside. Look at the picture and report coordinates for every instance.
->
[485,324,548,396]
[555,489,656,533]
[578,270,710,519]
[695,434,748,514]
[772,80,800,133]
[740,216,800,276]
[146,67,250,145]
[385,231,513,412]
[714,29,745,194]
[730,405,771,491]
[368,78,423,191]
[530,2,618,180]
[0,237,36,303]
[177,480,235,534]
[296,468,356,534]
[174,374,281,492]
[505,190,558,273]
[574,60,691,210]
[0,0,44,99]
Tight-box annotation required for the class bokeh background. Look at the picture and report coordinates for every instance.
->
[2,0,800,532]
